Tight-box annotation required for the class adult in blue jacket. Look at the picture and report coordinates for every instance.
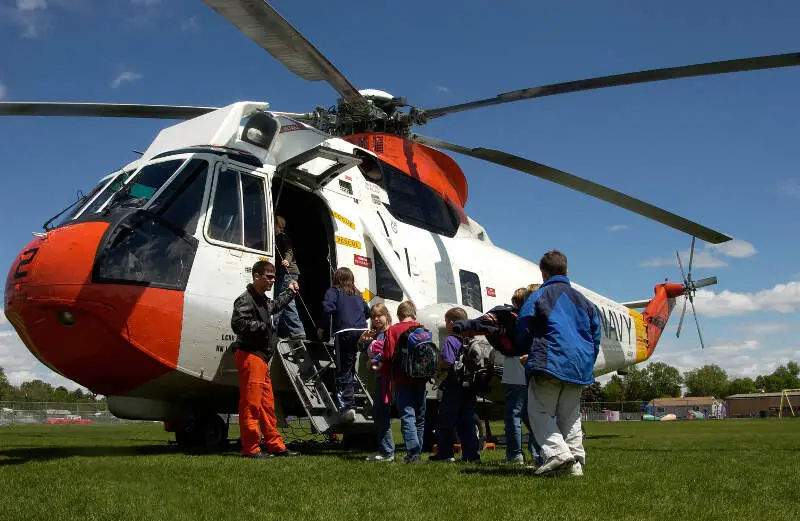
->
[516,250,601,477]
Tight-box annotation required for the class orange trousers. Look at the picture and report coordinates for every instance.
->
[235,350,286,455]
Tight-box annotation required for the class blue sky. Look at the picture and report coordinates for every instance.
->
[1,0,798,390]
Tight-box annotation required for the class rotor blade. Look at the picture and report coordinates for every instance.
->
[202,0,366,110]
[688,236,696,276]
[0,102,218,119]
[694,276,718,289]
[689,297,705,349]
[410,134,732,244]
[423,52,800,120]
[677,251,687,283]
[676,297,688,338]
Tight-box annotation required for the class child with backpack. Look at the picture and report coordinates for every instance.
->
[382,300,430,464]
[360,303,395,461]
[317,267,370,423]
[429,307,481,463]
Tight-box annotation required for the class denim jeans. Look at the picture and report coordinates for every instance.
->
[273,272,305,338]
[335,334,359,410]
[504,383,526,460]
[372,374,395,457]
[396,381,427,458]
[436,385,479,460]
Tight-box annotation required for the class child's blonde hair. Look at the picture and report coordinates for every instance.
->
[397,300,417,320]
[370,302,392,326]
[444,307,468,322]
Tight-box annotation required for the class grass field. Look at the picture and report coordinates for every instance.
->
[1,420,798,521]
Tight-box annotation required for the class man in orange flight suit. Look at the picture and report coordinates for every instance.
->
[231,260,300,458]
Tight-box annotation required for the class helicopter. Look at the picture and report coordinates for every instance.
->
[3,1,799,447]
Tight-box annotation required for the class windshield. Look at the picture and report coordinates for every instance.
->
[104,159,184,211]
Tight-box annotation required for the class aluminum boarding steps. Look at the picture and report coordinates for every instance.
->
[275,338,374,434]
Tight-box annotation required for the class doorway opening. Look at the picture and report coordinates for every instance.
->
[272,181,335,338]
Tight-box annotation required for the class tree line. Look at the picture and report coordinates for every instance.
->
[0,367,104,404]
[3,360,798,405]
[583,361,799,403]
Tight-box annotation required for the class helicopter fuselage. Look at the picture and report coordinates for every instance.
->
[4,102,668,423]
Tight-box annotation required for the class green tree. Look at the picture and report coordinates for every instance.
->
[683,365,729,397]
[0,366,11,401]
[582,381,605,402]
[726,377,757,396]
[645,362,683,399]
[19,380,55,402]
[604,375,625,403]
[755,361,800,392]
[622,366,651,402]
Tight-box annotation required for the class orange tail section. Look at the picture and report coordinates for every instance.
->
[640,282,684,360]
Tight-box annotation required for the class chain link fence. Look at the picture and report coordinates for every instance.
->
[0,402,133,425]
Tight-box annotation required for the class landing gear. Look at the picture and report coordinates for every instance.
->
[174,414,229,450]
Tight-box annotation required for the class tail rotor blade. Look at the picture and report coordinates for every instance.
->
[676,297,688,338]
[694,276,718,289]
[676,251,687,283]
[689,297,705,349]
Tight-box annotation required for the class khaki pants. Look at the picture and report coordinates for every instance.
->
[527,373,585,465]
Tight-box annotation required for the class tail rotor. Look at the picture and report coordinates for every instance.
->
[675,237,718,349]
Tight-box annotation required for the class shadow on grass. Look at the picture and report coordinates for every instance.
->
[0,445,181,466]
[584,434,633,440]
[459,465,536,477]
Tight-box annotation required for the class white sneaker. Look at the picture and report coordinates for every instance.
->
[365,454,394,462]
[565,462,583,477]
[534,452,575,476]
[341,409,356,422]
[505,454,525,465]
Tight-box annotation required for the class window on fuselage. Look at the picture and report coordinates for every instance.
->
[105,160,184,211]
[374,250,403,301]
[77,171,132,218]
[207,167,270,253]
[148,159,209,236]
[459,269,483,312]
[368,160,459,238]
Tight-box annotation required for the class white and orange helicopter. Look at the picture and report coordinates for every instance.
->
[3,1,799,447]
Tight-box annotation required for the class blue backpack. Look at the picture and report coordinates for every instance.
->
[398,325,438,380]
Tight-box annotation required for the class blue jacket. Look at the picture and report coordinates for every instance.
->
[320,287,369,343]
[515,276,601,386]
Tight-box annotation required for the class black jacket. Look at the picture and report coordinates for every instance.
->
[231,284,295,360]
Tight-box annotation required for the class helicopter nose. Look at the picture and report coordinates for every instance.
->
[4,222,182,395]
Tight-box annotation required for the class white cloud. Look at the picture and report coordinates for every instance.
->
[694,281,800,317]
[778,179,800,200]
[736,323,797,336]
[649,340,800,379]
[111,71,142,88]
[0,80,6,100]
[0,327,85,391]
[0,313,7,327]
[17,0,46,11]
[708,239,757,259]
[640,250,727,269]
[639,239,757,269]
[180,16,198,31]
[435,85,450,94]
[608,224,631,232]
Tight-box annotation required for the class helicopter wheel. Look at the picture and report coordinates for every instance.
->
[175,414,229,450]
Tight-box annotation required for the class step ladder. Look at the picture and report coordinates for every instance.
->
[274,338,374,434]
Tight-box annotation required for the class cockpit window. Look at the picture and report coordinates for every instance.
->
[104,160,183,211]
[374,160,459,237]
[75,171,132,218]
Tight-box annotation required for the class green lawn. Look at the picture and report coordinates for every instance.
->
[1,420,798,521]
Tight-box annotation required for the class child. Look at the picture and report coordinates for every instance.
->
[429,307,480,463]
[318,267,370,423]
[360,303,395,461]
[382,300,426,464]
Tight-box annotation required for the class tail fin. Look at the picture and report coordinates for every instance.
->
[640,282,684,360]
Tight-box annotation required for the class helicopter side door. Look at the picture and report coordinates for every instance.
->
[178,159,275,384]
